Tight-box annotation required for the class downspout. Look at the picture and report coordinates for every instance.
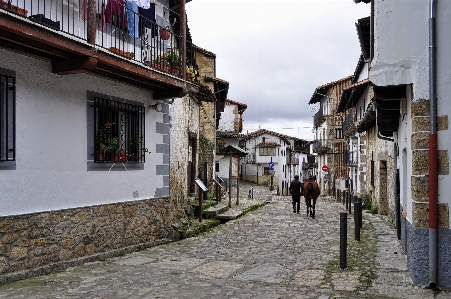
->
[428,0,438,289]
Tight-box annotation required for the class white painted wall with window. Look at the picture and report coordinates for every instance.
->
[0,49,167,216]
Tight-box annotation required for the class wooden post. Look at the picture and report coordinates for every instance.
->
[236,156,240,205]
[228,155,232,208]
[87,0,96,45]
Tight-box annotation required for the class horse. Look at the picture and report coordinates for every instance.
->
[303,178,320,218]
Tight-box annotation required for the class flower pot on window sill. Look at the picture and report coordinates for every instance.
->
[110,153,127,162]
[1,1,28,17]
[96,151,105,162]
[109,47,133,59]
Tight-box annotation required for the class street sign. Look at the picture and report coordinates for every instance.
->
[269,162,274,167]
[322,165,329,172]
[269,167,274,170]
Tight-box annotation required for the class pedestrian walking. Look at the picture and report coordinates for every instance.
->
[304,176,320,218]
[289,175,303,214]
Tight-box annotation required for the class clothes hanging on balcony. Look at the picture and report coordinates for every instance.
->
[131,0,150,9]
[138,2,157,37]
[104,0,128,30]
[125,0,139,38]
[63,0,79,11]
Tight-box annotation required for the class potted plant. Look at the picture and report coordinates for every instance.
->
[186,65,198,81]
[128,136,150,162]
[0,0,28,17]
[165,48,179,74]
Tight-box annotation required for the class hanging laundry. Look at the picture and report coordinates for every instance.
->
[126,0,139,38]
[63,0,79,11]
[139,2,157,37]
[131,0,150,9]
[81,0,88,20]
[104,0,128,30]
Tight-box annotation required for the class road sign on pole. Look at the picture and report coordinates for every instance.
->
[322,165,329,172]
[269,162,274,167]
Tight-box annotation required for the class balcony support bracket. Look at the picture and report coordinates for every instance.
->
[52,57,98,75]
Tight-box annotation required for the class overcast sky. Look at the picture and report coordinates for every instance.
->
[185,0,370,140]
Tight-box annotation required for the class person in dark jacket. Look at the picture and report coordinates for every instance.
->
[289,175,303,214]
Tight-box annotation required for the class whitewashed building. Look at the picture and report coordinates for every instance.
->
[0,0,205,282]
[355,0,451,288]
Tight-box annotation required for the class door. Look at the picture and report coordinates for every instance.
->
[187,132,197,194]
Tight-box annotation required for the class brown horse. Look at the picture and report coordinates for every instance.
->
[303,178,320,218]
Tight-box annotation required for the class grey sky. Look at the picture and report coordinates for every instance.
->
[186,0,370,140]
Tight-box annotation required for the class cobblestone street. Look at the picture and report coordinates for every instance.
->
[0,184,448,298]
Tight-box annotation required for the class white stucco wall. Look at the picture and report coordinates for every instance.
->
[217,105,236,132]
[371,0,451,225]
[0,49,166,216]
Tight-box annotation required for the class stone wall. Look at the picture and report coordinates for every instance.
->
[410,99,449,229]
[0,198,174,283]
[365,126,395,220]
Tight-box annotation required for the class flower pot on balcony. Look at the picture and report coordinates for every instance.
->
[111,153,127,162]
[1,0,28,17]
[169,65,179,75]
[148,62,169,73]
[109,47,133,59]
[159,28,171,40]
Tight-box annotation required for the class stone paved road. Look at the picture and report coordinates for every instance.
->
[0,194,448,299]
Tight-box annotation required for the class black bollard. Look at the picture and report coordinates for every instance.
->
[340,212,347,269]
[355,198,361,241]
[348,195,355,215]
[358,197,363,229]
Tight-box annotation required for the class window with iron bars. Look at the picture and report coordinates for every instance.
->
[0,68,15,162]
[93,96,145,163]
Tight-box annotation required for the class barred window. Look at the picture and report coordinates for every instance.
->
[0,68,15,162]
[259,147,276,156]
[93,96,145,163]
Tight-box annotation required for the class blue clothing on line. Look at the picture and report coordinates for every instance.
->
[126,1,139,38]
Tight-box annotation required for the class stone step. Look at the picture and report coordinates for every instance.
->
[202,203,229,217]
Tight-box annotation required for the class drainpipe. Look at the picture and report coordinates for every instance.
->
[428,0,438,289]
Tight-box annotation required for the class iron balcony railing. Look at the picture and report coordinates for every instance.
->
[312,139,334,154]
[0,0,197,80]
[313,107,325,126]
[342,110,356,132]
[344,150,358,166]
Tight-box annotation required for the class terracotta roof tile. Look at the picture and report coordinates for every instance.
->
[308,75,354,104]
[194,46,216,58]
[205,76,229,86]
[226,99,248,109]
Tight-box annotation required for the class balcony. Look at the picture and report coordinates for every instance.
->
[344,150,358,166]
[287,157,299,165]
[312,139,334,154]
[313,107,326,126]
[342,110,357,137]
[0,0,198,97]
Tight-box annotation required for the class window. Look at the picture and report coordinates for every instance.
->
[259,147,276,156]
[335,129,343,139]
[263,167,270,175]
[215,162,219,172]
[0,68,15,162]
[92,94,145,163]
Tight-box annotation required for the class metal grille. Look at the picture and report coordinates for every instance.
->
[93,97,145,163]
[0,70,15,162]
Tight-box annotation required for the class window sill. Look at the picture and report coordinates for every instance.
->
[87,160,144,171]
[0,161,16,170]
